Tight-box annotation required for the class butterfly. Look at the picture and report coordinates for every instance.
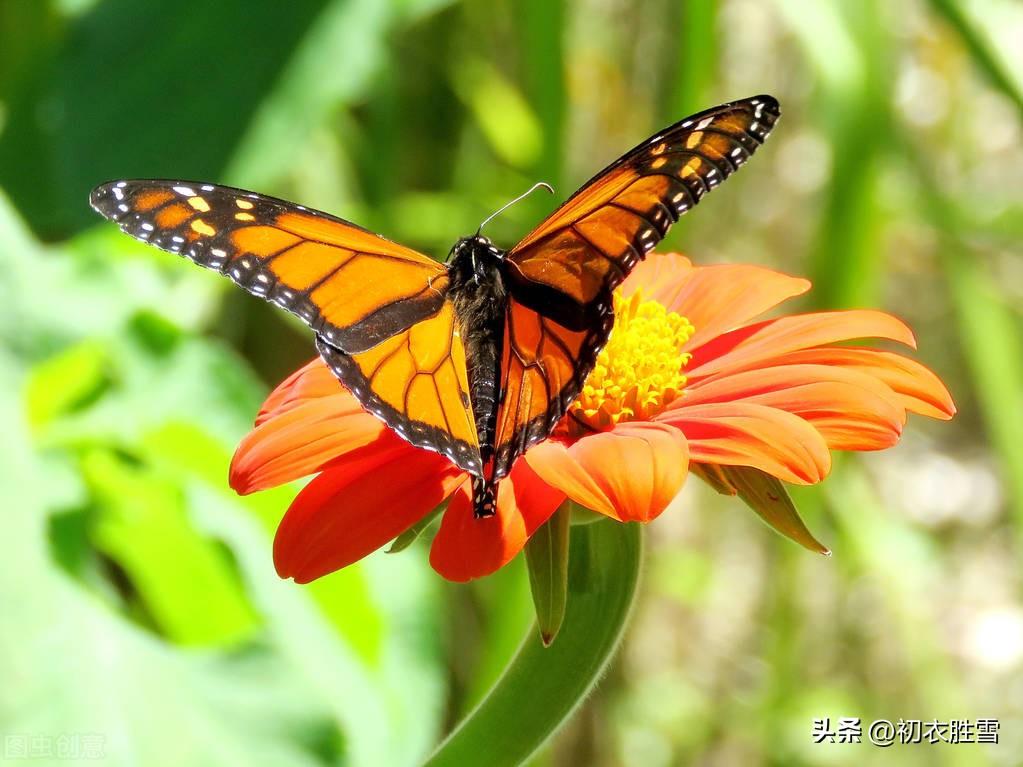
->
[91,95,780,519]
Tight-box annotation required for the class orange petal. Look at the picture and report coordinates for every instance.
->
[429,460,564,582]
[525,422,689,522]
[673,265,810,350]
[761,347,956,420]
[621,251,694,301]
[687,310,917,380]
[658,402,832,484]
[274,438,465,583]
[256,357,345,426]
[231,393,385,494]
[681,363,907,450]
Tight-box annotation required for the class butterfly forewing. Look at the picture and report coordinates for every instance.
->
[506,95,780,307]
[89,180,448,354]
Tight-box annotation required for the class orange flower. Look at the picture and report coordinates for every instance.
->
[231,253,955,583]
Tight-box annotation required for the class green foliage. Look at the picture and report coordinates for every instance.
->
[1,0,1020,764]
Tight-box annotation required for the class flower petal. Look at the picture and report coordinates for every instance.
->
[674,266,811,350]
[658,402,832,484]
[686,310,918,380]
[274,438,465,583]
[256,358,344,426]
[623,256,811,352]
[761,347,956,420]
[621,251,694,302]
[430,460,564,582]
[526,422,689,522]
[681,363,907,450]
[231,392,385,494]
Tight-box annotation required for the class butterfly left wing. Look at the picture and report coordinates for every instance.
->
[90,179,449,354]
[489,95,780,482]
[316,301,482,475]
[91,179,483,474]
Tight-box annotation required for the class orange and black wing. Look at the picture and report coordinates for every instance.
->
[90,180,449,354]
[90,179,482,473]
[489,298,611,479]
[490,95,780,479]
[316,301,482,474]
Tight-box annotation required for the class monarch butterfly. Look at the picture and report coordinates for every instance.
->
[91,95,780,519]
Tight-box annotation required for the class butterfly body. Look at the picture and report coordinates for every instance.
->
[90,95,781,525]
[446,235,508,506]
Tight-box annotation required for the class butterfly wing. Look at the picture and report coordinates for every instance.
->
[490,95,780,480]
[90,180,449,353]
[91,179,482,473]
[316,302,482,474]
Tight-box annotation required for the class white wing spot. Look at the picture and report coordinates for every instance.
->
[173,185,196,197]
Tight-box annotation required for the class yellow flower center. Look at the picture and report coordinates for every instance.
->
[570,290,694,431]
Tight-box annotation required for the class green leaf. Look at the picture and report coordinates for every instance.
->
[81,447,261,647]
[524,503,571,646]
[0,0,332,238]
[424,520,642,767]
[25,340,111,429]
[694,464,830,555]
[0,358,335,767]
[450,58,543,169]
[928,0,1023,116]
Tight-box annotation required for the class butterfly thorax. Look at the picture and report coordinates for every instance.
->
[447,235,508,514]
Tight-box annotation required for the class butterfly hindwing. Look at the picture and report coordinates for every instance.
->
[316,301,482,474]
[90,180,449,354]
[489,95,780,480]
[489,297,612,480]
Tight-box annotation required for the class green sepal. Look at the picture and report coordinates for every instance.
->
[524,503,571,646]
[693,464,830,555]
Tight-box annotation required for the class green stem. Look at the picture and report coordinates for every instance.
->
[424,520,643,767]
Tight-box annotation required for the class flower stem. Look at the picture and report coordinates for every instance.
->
[423,519,643,767]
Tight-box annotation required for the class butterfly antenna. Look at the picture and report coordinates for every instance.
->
[476,181,554,237]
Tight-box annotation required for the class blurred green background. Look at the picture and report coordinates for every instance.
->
[2,0,1021,765]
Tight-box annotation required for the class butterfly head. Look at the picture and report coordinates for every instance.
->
[447,234,504,284]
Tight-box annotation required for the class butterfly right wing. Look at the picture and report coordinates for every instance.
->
[485,96,781,482]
